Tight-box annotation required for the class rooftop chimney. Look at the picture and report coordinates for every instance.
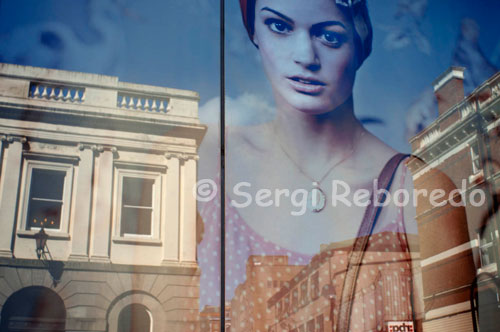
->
[432,66,465,116]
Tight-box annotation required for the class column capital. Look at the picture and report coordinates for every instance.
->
[165,152,199,161]
[78,143,99,152]
[94,145,118,157]
[1,135,27,144]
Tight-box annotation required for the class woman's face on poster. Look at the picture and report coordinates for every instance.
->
[253,0,358,115]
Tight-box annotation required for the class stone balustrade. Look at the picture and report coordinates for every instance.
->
[117,93,169,113]
[458,99,477,120]
[419,128,441,149]
[0,63,199,119]
[29,82,85,103]
[477,74,500,109]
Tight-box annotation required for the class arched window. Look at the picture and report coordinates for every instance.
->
[117,303,152,332]
[0,286,66,331]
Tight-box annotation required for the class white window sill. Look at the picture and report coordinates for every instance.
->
[469,170,484,185]
[17,229,70,240]
[112,236,162,246]
[477,263,497,275]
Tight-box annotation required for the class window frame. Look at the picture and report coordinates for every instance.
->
[470,143,481,175]
[478,230,497,269]
[17,158,74,237]
[310,271,320,301]
[113,167,163,244]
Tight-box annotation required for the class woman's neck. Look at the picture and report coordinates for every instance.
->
[271,95,364,176]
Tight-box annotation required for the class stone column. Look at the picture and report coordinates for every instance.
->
[0,136,26,257]
[162,153,180,264]
[180,154,198,264]
[69,144,97,261]
[89,146,116,262]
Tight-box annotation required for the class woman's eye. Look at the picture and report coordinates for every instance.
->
[265,19,292,34]
[317,30,344,47]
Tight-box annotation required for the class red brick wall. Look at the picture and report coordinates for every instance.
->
[435,78,465,116]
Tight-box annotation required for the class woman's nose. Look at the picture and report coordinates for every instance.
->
[292,31,320,71]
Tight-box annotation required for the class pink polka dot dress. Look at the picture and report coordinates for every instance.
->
[197,164,418,331]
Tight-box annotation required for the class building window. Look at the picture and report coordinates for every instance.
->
[18,160,74,234]
[307,319,315,332]
[300,280,308,306]
[121,177,154,236]
[479,229,497,267]
[471,143,481,174]
[292,288,299,311]
[27,169,66,229]
[311,272,320,300]
[284,294,290,313]
[115,168,162,241]
[315,314,324,332]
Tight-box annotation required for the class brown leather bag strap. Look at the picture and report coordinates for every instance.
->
[336,153,409,332]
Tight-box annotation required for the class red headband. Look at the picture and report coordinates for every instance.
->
[239,0,253,39]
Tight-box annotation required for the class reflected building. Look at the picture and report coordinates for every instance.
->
[200,304,231,332]
[408,67,500,331]
[230,255,303,332]
[265,237,416,332]
[0,63,206,331]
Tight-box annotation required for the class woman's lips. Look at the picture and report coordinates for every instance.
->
[287,76,326,95]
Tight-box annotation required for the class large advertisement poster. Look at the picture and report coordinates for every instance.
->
[0,1,499,331]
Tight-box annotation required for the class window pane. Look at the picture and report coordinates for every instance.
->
[121,206,152,236]
[27,169,65,229]
[122,177,154,207]
[29,169,65,200]
[307,319,315,332]
[27,200,62,229]
[316,314,324,332]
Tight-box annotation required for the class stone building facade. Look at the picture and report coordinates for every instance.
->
[0,63,206,331]
[408,67,500,331]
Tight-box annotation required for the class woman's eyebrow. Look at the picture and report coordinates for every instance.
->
[313,21,347,30]
[260,7,294,23]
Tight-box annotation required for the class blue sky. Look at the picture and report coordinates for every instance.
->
[0,0,499,151]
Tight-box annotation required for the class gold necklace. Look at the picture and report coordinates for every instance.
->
[274,128,361,213]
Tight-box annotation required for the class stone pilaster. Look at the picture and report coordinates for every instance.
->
[0,135,26,257]
[69,144,98,261]
[180,154,199,265]
[162,153,180,264]
[89,146,116,263]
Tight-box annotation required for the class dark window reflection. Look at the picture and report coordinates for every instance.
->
[121,177,154,236]
[27,169,65,230]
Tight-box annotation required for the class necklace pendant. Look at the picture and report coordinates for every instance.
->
[308,184,326,213]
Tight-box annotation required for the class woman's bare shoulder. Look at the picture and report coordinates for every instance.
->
[228,122,275,153]
[353,129,400,177]
[199,122,273,178]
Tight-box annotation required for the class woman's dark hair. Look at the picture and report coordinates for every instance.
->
[239,0,373,68]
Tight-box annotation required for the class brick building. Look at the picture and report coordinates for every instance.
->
[230,255,303,332]
[200,304,231,332]
[408,67,500,331]
[0,63,206,331]
[266,237,417,332]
